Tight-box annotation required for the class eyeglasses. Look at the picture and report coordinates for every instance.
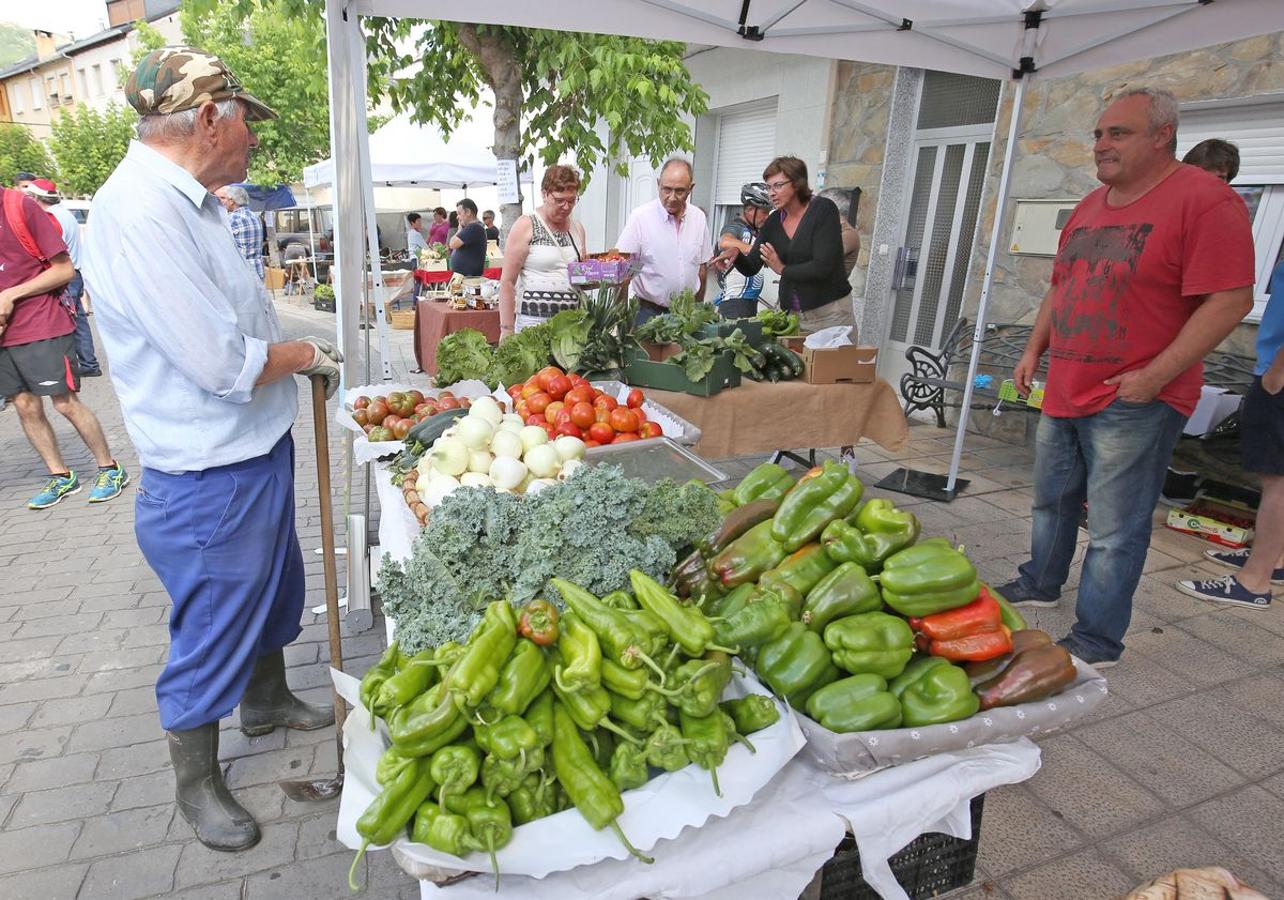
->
[547,193,578,208]
[659,186,691,198]
[765,180,792,193]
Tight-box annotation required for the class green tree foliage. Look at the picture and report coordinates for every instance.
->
[180,0,331,183]
[0,124,55,187]
[48,104,136,196]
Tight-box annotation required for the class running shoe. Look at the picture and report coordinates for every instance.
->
[88,463,129,503]
[27,472,81,509]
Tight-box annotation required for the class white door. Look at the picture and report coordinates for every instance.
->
[883,130,992,387]
[621,156,659,236]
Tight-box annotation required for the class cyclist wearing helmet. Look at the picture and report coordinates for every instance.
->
[715,182,773,319]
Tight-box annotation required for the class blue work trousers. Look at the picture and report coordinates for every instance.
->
[1013,399,1187,660]
[136,432,305,731]
[66,271,99,372]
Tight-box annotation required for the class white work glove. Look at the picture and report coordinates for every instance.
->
[298,336,344,399]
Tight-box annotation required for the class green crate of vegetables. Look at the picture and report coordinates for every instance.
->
[624,351,741,397]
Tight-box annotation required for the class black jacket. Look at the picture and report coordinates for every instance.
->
[734,196,851,311]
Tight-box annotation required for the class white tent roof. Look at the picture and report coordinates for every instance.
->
[346,0,1284,82]
[303,113,503,189]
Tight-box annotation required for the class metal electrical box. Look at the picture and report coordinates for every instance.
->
[1008,199,1080,257]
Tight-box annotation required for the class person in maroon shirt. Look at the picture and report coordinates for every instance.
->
[0,187,124,509]
[995,88,1255,667]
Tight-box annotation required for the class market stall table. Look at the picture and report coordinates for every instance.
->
[414,267,502,286]
[645,378,910,459]
[414,300,502,374]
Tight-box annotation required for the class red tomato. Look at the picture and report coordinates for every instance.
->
[354,396,371,410]
[546,375,572,401]
[595,407,611,424]
[365,400,389,425]
[383,414,401,430]
[555,422,583,439]
[392,418,412,439]
[609,407,640,433]
[352,409,369,428]
[553,409,574,428]
[613,431,640,443]
[583,439,602,448]
[436,398,460,411]
[593,395,618,413]
[408,390,425,404]
[626,388,645,409]
[570,401,596,429]
[515,400,531,419]
[640,421,663,439]
[520,382,541,399]
[565,385,595,406]
[587,422,615,444]
[528,392,552,415]
[633,406,647,423]
[437,391,456,401]
[544,400,565,425]
[542,423,557,440]
[507,384,523,400]
[535,366,564,392]
[526,413,548,427]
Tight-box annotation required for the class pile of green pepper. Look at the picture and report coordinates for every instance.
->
[351,577,783,890]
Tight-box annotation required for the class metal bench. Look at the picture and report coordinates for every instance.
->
[899,318,1258,426]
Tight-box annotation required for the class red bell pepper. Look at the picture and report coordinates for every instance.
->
[929,625,1013,662]
[909,591,1002,641]
[518,599,560,646]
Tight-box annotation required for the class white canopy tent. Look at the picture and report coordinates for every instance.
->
[322,0,1284,491]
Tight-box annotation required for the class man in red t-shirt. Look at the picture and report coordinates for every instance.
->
[995,88,1255,667]
[0,187,124,509]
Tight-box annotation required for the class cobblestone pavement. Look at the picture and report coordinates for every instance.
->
[1,297,1282,899]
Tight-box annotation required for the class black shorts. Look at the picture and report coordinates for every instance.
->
[1240,376,1284,476]
[0,333,80,399]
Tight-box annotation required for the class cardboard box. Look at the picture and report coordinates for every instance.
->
[1184,385,1241,437]
[1165,496,1256,548]
[420,258,448,272]
[803,345,877,384]
[264,267,286,290]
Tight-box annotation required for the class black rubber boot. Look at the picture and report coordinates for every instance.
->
[168,724,260,852]
[238,649,335,737]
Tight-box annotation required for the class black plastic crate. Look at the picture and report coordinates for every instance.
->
[818,794,984,899]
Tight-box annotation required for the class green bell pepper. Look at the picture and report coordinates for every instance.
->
[644,720,692,772]
[756,621,840,709]
[720,694,780,734]
[359,642,400,721]
[667,651,733,718]
[732,462,795,506]
[372,647,438,717]
[477,714,540,764]
[771,462,864,552]
[443,600,517,711]
[609,688,667,732]
[802,562,883,632]
[714,592,792,648]
[375,745,415,787]
[508,771,557,825]
[890,656,980,727]
[709,519,788,588]
[679,709,733,796]
[481,750,540,805]
[488,638,551,717]
[823,611,915,679]
[553,610,602,693]
[804,673,903,732]
[608,740,650,791]
[410,798,440,845]
[983,582,1028,631]
[424,809,474,856]
[711,582,757,620]
[879,543,980,617]
[388,681,469,757]
[759,542,838,598]
[429,744,479,815]
[462,789,513,889]
[550,676,638,745]
[821,500,922,572]
[601,590,638,610]
[602,657,650,700]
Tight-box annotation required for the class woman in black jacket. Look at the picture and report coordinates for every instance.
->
[725,156,855,330]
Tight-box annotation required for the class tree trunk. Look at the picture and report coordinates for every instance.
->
[457,24,525,238]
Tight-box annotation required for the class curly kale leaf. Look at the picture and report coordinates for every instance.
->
[628,478,722,554]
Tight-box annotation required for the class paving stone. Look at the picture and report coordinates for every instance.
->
[215,726,288,760]
[0,634,64,663]
[100,607,166,629]
[173,821,299,889]
[1105,815,1283,896]
[225,744,315,790]
[0,724,72,761]
[30,694,114,729]
[82,842,181,900]
[111,769,175,811]
[1073,710,1246,807]
[1188,786,1284,884]
[1178,610,1284,667]
[244,850,358,899]
[1000,847,1135,899]
[14,612,104,639]
[1147,690,1284,781]
[975,783,1083,878]
[0,822,82,875]
[67,711,164,754]
[121,623,172,649]
[0,699,36,734]
[108,685,160,718]
[96,738,171,780]
[70,803,175,859]
[83,665,163,695]
[0,862,88,899]
[0,675,85,706]
[1023,735,1166,839]
[1097,650,1195,708]
[6,752,100,793]
[9,780,118,828]
[78,646,166,675]
[9,599,82,622]
[162,882,246,900]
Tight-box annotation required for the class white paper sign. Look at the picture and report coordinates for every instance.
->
[496,159,520,205]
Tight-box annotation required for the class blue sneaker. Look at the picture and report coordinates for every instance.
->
[88,463,129,503]
[1203,548,1284,585]
[27,472,81,509]
[1176,574,1271,610]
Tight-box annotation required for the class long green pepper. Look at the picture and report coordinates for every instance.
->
[348,758,436,890]
[552,578,667,681]
[443,601,517,711]
[630,570,736,658]
[487,639,551,717]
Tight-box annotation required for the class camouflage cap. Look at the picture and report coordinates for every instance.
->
[126,46,277,122]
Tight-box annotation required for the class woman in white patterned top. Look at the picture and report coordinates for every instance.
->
[498,164,587,336]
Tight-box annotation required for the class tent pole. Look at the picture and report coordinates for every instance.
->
[945,76,1027,495]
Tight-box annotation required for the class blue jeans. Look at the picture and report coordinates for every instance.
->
[66,272,99,372]
[1014,399,1187,660]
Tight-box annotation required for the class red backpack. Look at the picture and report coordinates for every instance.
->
[2,187,53,268]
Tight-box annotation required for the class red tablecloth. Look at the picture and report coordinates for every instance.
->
[414,300,502,375]
[414,267,502,285]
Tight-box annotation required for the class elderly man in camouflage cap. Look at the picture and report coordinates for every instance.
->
[82,47,343,852]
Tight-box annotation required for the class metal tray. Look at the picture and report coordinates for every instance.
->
[584,437,727,484]
[590,380,702,446]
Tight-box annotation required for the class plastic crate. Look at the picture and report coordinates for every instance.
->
[623,351,742,397]
[818,794,984,900]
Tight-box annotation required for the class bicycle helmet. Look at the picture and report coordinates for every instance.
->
[740,182,771,209]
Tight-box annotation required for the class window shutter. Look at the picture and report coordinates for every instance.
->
[1178,100,1284,185]
[713,99,779,206]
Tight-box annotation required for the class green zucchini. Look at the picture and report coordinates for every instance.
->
[406,407,469,446]
[778,346,804,379]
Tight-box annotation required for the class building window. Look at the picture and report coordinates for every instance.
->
[78,68,88,97]
[60,72,72,104]
[30,78,42,109]
[11,84,23,114]
[92,64,104,96]
[46,76,58,105]
[111,58,124,85]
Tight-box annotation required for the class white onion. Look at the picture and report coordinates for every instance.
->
[525,478,558,495]
[524,443,561,479]
[518,425,550,452]
[552,435,586,463]
[429,437,469,477]
[489,456,528,490]
[470,396,504,426]
[467,449,495,474]
[460,472,494,488]
[456,416,494,450]
[490,429,524,460]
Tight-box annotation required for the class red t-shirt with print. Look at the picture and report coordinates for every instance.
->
[0,189,73,348]
[1043,164,1255,418]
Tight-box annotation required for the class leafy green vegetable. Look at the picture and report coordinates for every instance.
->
[636,313,687,345]
[435,328,495,387]
[492,324,552,387]
[721,328,765,375]
[670,290,718,332]
[755,308,800,337]
[549,309,592,372]
[375,465,715,654]
[574,287,640,374]
[669,339,718,382]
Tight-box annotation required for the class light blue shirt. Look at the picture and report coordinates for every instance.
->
[82,141,298,474]
[1256,259,1284,376]
[48,203,82,269]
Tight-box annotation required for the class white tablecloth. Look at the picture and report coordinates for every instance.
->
[374,460,418,564]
